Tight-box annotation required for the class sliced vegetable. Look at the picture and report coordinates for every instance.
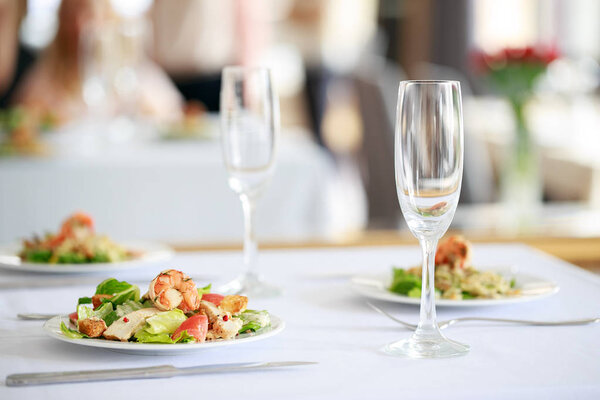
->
[69,311,78,325]
[201,293,224,306]
[171,314,208,342]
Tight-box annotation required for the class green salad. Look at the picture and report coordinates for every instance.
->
[388,236,520,300]
[389,265,518,300]
[61,269,271,344]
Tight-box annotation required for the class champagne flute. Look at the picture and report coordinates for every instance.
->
[385,80,469,358]
[220,66,280,297]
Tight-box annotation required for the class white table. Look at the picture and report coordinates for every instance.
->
[0,130,366,243]
[0,244,599,399]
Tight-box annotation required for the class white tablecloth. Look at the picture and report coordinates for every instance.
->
[0,244,599,399]
[0,131,366,243]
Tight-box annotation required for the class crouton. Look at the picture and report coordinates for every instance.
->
[92,294,113,309]
[219,295,248,314]
[78,317,107,337]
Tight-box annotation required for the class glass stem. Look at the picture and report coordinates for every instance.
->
[240,194,258,281]
[417,237,439,332]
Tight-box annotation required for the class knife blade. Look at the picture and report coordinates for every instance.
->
[6,361,318,387]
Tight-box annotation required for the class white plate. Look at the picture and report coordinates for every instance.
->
[350,268,559,307]
[0,241,174,274]
[43,314,285,355]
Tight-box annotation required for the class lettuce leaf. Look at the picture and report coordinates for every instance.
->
[141,298,154,308]
[133,310,192,344]
[58,252,86,264]
[238,310,270,333]
[143,309,187,334]
[134,329,195,344]
[104,311,119,327]
[23,249,52,263]
[77,304,95,321]
[95,278,133,295]
[94,278,140,306]
[240,321,262,333]
[172,330,196,343]
[197,283,212,296]
[133,330,173,343]
[389,268,421,295]
[94,302,114,320]
[77,296,92,305]
[115,300,144,317]
[60,322,88,339]
[77,302,118,326]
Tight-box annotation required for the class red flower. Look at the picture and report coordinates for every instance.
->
[470,44,560,74]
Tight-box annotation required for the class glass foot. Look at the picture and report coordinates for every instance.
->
[216,274,282,298]
[383,328,469,359]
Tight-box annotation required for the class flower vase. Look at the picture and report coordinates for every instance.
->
[500,99,542,218]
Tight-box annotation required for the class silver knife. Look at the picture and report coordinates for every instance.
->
[17,313,58,320]
[6,361,317,387]
[0,279,102,290]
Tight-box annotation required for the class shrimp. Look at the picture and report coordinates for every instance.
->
[59,212,95,237]
[435,235,472,269]
[46,212,95,248]
[148,269,201,312]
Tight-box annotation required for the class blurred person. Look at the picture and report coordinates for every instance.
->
[12,0,182,125]
[273,0,377,144]
[0,0,34,108]
[151,0,269,112]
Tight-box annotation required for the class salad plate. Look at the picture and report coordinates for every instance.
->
[350,268,559,307]
[0,241,174,274]
[43,314,285,355]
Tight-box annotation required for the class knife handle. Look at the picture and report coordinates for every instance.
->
[6,365,178,387]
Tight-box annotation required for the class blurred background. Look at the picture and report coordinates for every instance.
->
[1,0,599,264]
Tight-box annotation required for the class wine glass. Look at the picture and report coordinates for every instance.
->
[385,80,469,358]
[219,66,280,297]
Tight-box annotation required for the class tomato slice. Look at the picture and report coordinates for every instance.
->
[171,314,208,342]
[201,293,225,306]
[69,311,78,325]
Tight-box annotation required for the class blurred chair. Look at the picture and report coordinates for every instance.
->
[352,55,407,228]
